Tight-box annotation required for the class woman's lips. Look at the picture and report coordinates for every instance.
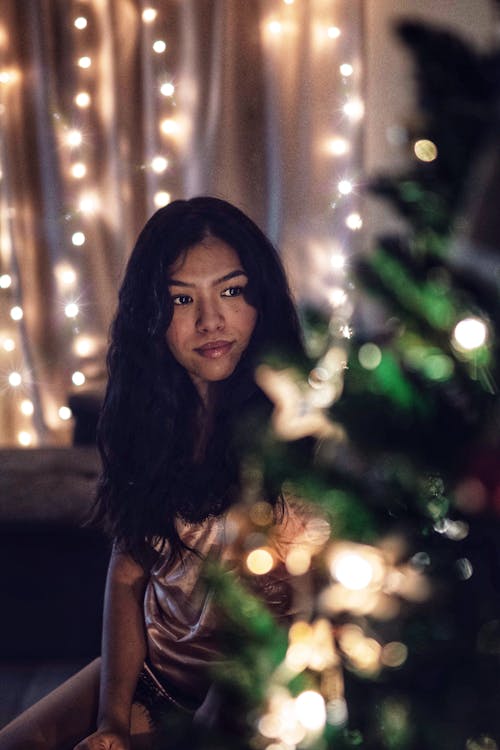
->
[195,341,234,359]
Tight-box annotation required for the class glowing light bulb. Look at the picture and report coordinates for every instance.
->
[160,118,179,136]
[75,92,91,108]
[2,338,15,352]
[8,371,22,387]
[78,56,91,69]
[154,191,171,208]
[142,8,157,22]
[453,317,488,351]
[268,21,283,34]
[286,548,311,575]
[340,63,353,77]
[64,302,79,318]
[55,263,77,287]
[343,98,364,120]
[152,40,166,53]
[329,288,347,308]
[73,334,97,357]
[72,370,86,386]
[414,139,438,162]
[58,406,72,421]
[327,26,341,39]
[246,548,274,575]
[0,71,13,84]
[0,273,12,288]
[346,212,362,230]
[74,16,88,30]
[283,0,294,4]
[160,82,175,97]
[78,193,98,214]
[151,156,168,173]
[66,129,82,147]
[71,232,86,247]
[332,552,374,590]
[71,162,87,179]
[18,431,32,446]
[328,137,349,156]
[338,179,353,195]
[10,306,23,321]
[20,399,34,416]
[295,691,326,731]
[330,253,345,269]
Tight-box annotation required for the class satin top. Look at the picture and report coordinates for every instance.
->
[143,498,327,707]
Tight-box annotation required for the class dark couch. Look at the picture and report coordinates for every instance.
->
[0,448,110,728]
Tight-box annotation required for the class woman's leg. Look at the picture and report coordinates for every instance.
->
[0,659,153,750]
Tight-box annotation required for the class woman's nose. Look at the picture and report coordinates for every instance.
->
[196,299,224,332]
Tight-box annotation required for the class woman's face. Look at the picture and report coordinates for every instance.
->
[166,237,258,403]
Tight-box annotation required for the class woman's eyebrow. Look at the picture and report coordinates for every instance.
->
[167,269,247,287]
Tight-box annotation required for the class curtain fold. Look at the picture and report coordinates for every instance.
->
[0,0,362,445]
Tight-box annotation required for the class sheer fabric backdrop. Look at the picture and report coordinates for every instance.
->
[0,0,362,445]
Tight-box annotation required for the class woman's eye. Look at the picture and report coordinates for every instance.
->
[222,286,244,298]
[172,294,192,306]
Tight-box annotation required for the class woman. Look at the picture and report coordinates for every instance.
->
[0,197,312,749]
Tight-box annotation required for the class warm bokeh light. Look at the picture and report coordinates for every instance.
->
[0,273,12,288]
[78,56,92,69]
[327,26,341,39]
[142,8,158,23]
[151,156,168,173]
[55,263,77,287]
[58,406,72,421]
[343,98,364,120]
[20,399,34,416]
[8,371,22,387]
[73,334,98,358]
[66,129,83,147]
[64,302,79,318]
[10,306,23,321]
[358,342,382,370]
[345,212,362,230]
[154,191,171,208]
[414,138,438,162]
[246,547,274,575]
[295,691,326,731]
[333,552,374,590]
[160,82,175,97]
[78,193,99,214]
[71,231,86,246]
[153,40,167,54]
[74,16,88,30]
[160,118,179,136]
[339,63,353,77]
[452,317,488,351]
[338,179,353,195]
[327,137,349,156]
[285,547,312,575]
[17,431,33,446]
[268,21,283,34]
[72,370,86,386]
[2,338,15,352]
[71,162,87,179]
[74,91,91,108]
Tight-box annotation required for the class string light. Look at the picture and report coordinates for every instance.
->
[73,334,97,357]
[142,8,158,23]
[330,253,345,270]
[10,306,23,321]
[246,548,274,575]
[338,179,353,195]
[345,212,362,230]
[268,21,283,34]
[66,129,83,147]
[2,338,15,352]
[20,399,34,416]
[78,56,92,69]
[72,370,86,386]
[328,137,349,156]
[295,691,326,731]
[151,156,168,173]
[414,139,438,162]
[78,193,99,214]
[339,63,353,77]
[0,273,12,288]
[64,302,79,318]
[160,118,179,136]
[327,26,341,39]
[154,191,171,208]
[152,40,166,54]
[58,406,72,420]
[343,98,364,121]
[55,263,77,287]
[74,92,91,108]
[17,431,33,447]
[71,231,86,246]
[160,82,175,97]
[74,16,88,30]
[71,162,87,179]
[358,343,382,370]
[8,371,22,387]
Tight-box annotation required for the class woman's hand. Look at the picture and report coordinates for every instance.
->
[74,726,130,750]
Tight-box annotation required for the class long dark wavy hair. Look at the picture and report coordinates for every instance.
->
[93,196,304,561]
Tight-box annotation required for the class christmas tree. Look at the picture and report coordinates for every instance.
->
[156,11,500,750]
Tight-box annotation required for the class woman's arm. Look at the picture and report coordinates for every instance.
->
[75,546,150,749]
